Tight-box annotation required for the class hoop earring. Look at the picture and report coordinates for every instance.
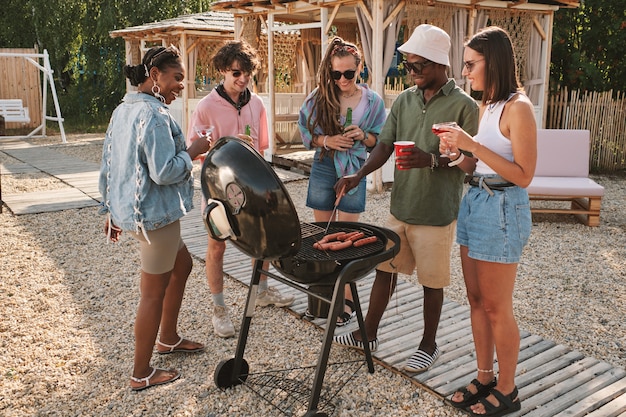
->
[151,82,165,103]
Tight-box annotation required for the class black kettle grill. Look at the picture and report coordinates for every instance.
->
[201,137,400,417]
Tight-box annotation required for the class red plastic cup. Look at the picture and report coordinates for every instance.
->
[394,141,414,170]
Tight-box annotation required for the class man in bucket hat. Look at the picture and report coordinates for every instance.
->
[333,24,479,373]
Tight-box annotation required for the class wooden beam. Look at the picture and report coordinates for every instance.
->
[532,16,546,41]
[383,1,405,28]
[324,5,341,35]
[509,0,528,7]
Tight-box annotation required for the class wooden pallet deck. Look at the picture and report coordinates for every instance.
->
[2,144,625,416]
[1,146,101,214]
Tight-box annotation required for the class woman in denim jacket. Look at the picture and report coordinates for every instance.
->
[98,45,210,391]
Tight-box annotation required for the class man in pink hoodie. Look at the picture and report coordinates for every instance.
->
[188,40,294,338]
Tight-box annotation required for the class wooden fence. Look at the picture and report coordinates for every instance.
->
[0,48,42,129]
[546,87,626,171]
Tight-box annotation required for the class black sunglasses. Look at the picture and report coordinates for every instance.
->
[403,59,434,74]
[330,69,357,80]
[229,69,250,78]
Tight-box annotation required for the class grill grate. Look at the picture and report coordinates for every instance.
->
[295,225,385,262]
[300,221,325,239]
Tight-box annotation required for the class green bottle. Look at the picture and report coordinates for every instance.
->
[344,107,352,128]
[245,124,251,136]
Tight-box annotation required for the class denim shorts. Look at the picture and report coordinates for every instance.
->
[456,184,532,264]
[306,152,366,213]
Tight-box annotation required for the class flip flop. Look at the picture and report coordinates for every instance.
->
[130,367,180,391]
[156,337,205,354]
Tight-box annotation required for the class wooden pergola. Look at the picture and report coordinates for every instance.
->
[110,11,235,131]
[211,0,580,170]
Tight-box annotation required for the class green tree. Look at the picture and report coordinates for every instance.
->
[0,1,213,129]
[551,0,626,92]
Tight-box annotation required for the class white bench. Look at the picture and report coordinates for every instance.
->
[0,99,30,124]
[527,129,604,226]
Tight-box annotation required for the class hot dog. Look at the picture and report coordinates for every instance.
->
[313,241,334,250]
[337,231,357,241]
[345,232,366,242]
[329,240,353,251]
[353,236,378,247]
[319,231,347,243]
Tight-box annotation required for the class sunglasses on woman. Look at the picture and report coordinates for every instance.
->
[330,69,357,80]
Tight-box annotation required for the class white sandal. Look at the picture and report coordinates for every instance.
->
[130,367,180,391]
[156,336,205,354]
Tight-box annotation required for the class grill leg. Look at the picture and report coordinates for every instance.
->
[351,282,375,373]
[307,277,374,413]
[229,258,264,383]
[306,279,342,412]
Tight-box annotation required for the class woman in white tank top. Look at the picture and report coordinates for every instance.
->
[435,26,537,416]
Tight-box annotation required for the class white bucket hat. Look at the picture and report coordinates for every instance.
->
[398,24,451,66]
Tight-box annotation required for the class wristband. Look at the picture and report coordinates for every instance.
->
[430,153,438,172]
[323,135,330,150]
[448,153,465,167]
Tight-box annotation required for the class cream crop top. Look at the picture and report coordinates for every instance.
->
[473,94,516,175]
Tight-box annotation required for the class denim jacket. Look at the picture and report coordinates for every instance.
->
[98,93,194,233]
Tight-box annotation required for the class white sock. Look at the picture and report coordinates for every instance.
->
[212,292,226,307]
[258,280,269,293]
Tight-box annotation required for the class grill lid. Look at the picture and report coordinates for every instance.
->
[201,137,301,260]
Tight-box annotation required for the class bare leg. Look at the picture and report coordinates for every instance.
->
[206,237,226,296]
[157,245,204,351]
[451,245,496,403]
[133,269,174,382]
[418,286,443,354]
[469,258,520,413]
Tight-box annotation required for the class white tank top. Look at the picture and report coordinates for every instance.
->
[474,94,516,175]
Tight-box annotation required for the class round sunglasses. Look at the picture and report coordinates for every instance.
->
[330,69,357,80]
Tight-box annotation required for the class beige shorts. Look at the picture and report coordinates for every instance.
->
[377,214,456,289]
[128,220,185,274]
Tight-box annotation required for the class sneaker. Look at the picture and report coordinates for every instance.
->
[212,305,235,338]
[332,332,379,352]
[403,345,440,373]
[256,287,295,307]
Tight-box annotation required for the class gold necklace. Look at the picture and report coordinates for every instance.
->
[341,87,360,99]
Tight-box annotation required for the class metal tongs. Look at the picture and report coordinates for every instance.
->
[324,184,346,235]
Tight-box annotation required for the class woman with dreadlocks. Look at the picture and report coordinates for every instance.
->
[298,37,386,325]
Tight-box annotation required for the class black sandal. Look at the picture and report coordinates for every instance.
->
[336,299,356,327]
[448,378,497,409]
[469,386,521,417]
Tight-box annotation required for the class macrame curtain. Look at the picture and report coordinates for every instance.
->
[242,15,301,93]
[301,29,322,93]
[404,0,458,81]
[488,9,533,86]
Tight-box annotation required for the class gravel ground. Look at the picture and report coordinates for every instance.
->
[0,134,624,417]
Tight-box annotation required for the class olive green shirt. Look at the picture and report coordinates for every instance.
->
[379,79,479,226]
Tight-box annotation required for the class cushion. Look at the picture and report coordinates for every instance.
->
[534,129,590,177]
[527,176,604,197]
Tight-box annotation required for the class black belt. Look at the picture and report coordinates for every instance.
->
[467,175,516,195]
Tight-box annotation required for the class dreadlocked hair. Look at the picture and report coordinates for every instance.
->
[307,37,362,137]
